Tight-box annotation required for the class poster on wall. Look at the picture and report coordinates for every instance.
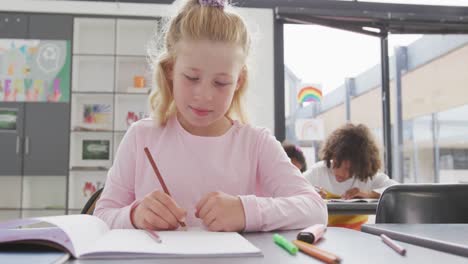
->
[82,103,112,129]
[70,132,113,169]
[69,171,107,210]
[0,39,71,102]
[82,140,110,160]
[295,118,325,141]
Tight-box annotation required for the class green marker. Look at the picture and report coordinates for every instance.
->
[273,233,298,255]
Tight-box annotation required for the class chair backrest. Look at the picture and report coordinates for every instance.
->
[376,184,468,223]
[81,187,104,215]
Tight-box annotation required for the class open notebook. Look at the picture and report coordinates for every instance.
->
[328,198,379,203]
[0,215,262,259]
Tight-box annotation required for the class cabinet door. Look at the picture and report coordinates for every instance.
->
[23,103,70,176]
[0,103,24,176]
[0,13,28,38]
[29,14,73,40]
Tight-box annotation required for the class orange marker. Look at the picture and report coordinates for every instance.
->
[293,240,341,264]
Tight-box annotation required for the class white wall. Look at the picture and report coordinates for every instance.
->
[0,0,276,134]
[237,7,275,132]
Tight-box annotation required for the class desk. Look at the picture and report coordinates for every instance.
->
[327,201,378,215]
[362,224,468,257]
[2,228,466,264]
[63,227,468,264]
[0,251,69,264]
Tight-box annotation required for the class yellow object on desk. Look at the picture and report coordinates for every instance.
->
[325,191,368,230]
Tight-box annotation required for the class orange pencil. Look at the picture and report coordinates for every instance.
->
[293,240,341,264]
[144,147,187,228]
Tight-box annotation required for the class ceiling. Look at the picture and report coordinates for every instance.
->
[74,0,468,35]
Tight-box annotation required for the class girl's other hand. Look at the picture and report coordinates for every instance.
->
[314,186,328,199]
[342,187,367,199]
[195,191,246,232]
[131,190,187,230]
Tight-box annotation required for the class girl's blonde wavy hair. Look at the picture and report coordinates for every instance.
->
[148,0,251,126]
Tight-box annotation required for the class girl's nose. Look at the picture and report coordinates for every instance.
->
[193,82,214,101]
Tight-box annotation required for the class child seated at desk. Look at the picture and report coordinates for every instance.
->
[283,143,307,173]
[304,123,398,230]
[94,0,327,232]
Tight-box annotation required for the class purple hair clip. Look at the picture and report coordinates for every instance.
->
[295,145,303,153]
[199,0,225,9]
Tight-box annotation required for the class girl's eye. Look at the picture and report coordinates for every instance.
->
[214,81,231,87]
[184,74,199,81]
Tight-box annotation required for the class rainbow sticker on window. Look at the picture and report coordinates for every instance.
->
[297,86,322,104]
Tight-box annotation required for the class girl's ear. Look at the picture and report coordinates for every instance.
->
[163,60,174,81]
[236,66,247,91]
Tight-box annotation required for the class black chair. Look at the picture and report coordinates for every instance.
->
[81,187,104,215]
[376,184,468,223]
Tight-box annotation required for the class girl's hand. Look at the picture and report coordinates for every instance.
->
[131,190,187,230]
[342,187,367,199]
[342,188,381,199]
[314,186,328,199]
[195,191,246,232]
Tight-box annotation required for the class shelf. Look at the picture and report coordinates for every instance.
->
[114,94,150,131]
[73,18,115,55]
[71,128,114,133]
[72,91,114,95]
[124,87,151,94]
[72,53,115,57]
[70,132,113,169]
[68,170,107,210]
[115,56,150,93]
[116,19,157,56]
[70,166,109,172]
[65,17,157,217]
[71,94,114,131]
[72,55,115,92]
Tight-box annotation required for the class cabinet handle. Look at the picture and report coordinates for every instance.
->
[16,136,21,154]
[25,136,29,155]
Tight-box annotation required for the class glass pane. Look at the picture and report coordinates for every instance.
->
[394,34,468,183]
[284,24,385,170]
[438,106,468,184]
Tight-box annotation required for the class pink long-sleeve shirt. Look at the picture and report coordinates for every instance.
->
[94,115,327,231]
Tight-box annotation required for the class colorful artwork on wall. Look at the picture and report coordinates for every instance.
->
[82,140,110,160]
[69,171,107,210]
[83,104,112,126]
[0,39,71,102]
